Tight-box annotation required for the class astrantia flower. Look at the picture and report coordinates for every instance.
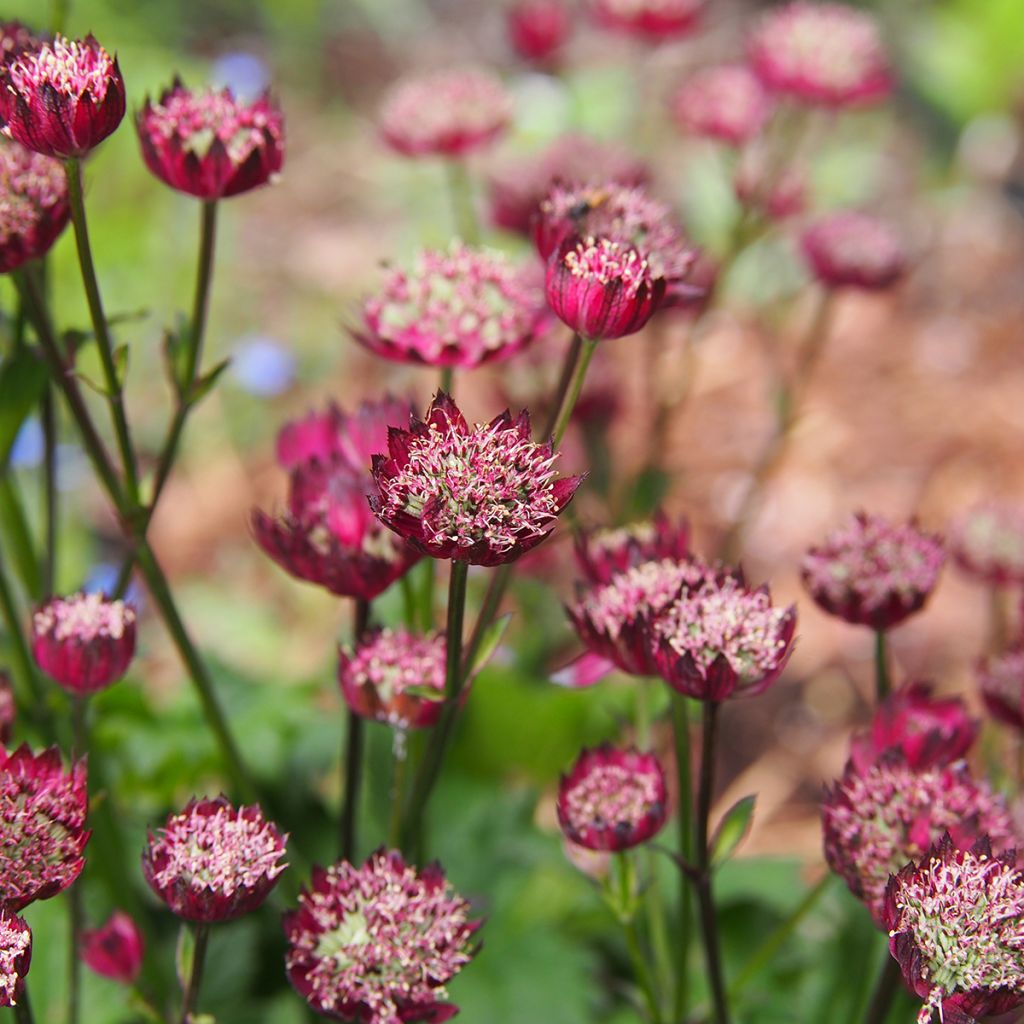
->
[591,0,706,40]
[0,22,40,63]
[884,837,1024,1024]
[339,628,446,731]
[283,849,481,1024]
[0,34,126,158]
[142,796,286,923]
[557,745,667,852]
[0,911,31,1008]
[0,744,88,911]
[978,649,1024,733]
[0,137,70,273]
[670,65,771,146]
[545,235,667,341]
[801,212,906,290]
[801,512,944,631]
[747,1,891,108]
[136,79,283,199]
[507,0,572,66]
[356,243,548,369]
[379,69,512,159]
[822,757,1014,926]
[31,591,136,695]
[951,501,1024,586]
[370,392,582,566]
[575,511,690,585]
[80,911,143,985]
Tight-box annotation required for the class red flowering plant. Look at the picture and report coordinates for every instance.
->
[79,911,144,986]
[507,0,572,67]
[670,65,772,147]
[0,137,69,273]
[978,648,1024,732]
[801,212,907,291]
[590,0,706,41]
[574,511,690,585]
[951,501,1024,587]
[0,911,31,1009]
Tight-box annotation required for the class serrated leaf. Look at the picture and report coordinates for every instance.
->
[468,612,513,677]
[710,794,756,869]
[0,348,48,469]
[188,357,231,406]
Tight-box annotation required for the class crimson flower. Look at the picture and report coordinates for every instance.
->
[136,79,283,199]
[590,0,706,40]
[507,0,572,67]
[0,911,31,1008]
[80,911,143,985]
[978,648,1024,733]
[0,34,125,158]
[0,22,40,63]
[0,137,69,273]
[574,511,690,585]
[801,212,906,290]
[951,501,1024,586]
[670,65,771,146]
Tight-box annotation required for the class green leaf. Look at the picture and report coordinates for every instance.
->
[188,357,232,406]
[0,348,48,469]
[469,612,513,677]
[73,369,111,397]
[403,683,445,702]
[710,794,756,869]
[175,923,195,994]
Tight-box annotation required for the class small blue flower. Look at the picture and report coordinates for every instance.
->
[9,417,44,469]
[230,335,296,397]
[211,52,271,103]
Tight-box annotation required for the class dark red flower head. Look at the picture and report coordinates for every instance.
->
[142,796,287,923]
[0,136,70,273]
[557,745,667,852]
[0,744,89,911]
[0,911,31,1008]
[670,65,771,146]
[978,648,1024,733]
[507,0,572,67]
[283,849,481,1024]
[951,501,1024,586]
[590,0,706,40]
[136,79,284,200]
[574,511,690,585]
[801,212,906,290]
[0,22,41,64]
[371,392,582,566]
[31,591,136,695]
[0,34,125,159]
[80,910,143,985]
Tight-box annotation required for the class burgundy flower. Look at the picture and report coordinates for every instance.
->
[590,0,706,40]
[0,22,41,63]
[801,512,945,631]
[0,34,125,159]
[379,69,512,159]
[978,648,1024,732]
[136,79,283,200]
[822,756,1014,927]
[849,682,978,772]
[142,796,286,923]
[0,744,89,911]
[884,836,1024,1024]
[339,628,446,731]
[0,911,31,1008]
[557,745,667,852]
[355,243,549,369]
[371,392,582,566]
[507,0,572,66]
[574,511,690,585]
[0,672,13,746]
[0,137,69,272]
[31,591,136,695]
[747,2,891,109]
[801,212,906,290]
[283,849,481,1024]
[80,911,143,985]
[951,501,1024,586]
[670,65,771,146]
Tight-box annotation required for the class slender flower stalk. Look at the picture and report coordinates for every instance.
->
[13,994,35,1024]
[339,599,370,861]
[874,630,890,701]
[612,855,663,1023]
[671,693,693,1020]
[446,158,479,244]
[550,336,598,446]
[40,390,57,597]
[179,922,210,1024]
[0,547,44,718]
[861,956,901,1024]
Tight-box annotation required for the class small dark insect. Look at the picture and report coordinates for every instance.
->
[569,188,612,223]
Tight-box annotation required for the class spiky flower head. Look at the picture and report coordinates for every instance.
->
[747,2,891,109]
[557,745,667,852]
[339,628,446,731]
[951,501,1024,586]
[283,849,481,1024]
[142,796,286,923]
[356,243,548,369]
[978,648,1024,733]
[370,392,582,566]
[670,65,771,146]
[0,34,125,158]
[884,836,1024,1024]
[507,0,572,67]
[801,512,945,631]
[0,744,89,911]
[379,68,512,159]
[31,591,136,695]
[822,757,1015,927]
[80,911,143,985]
[574,511,690,585]
[0,136,69,273]
[801,211,906,290]
[0,911,31,1008]
[136,78,283,199]
[590,0,706,40]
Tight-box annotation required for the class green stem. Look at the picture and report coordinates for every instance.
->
[179,922,211,1024]
[64,158,139,504]
[460,562,509,681]
[68,697,86,1024]
[41,388,58,597]
[0,542,45,718]
[549,336,598,446]
[13,989,36,1024]
[613,853,662,1023]
[874,630,891,702]
[624,913,663,1023]
[643,846,673,1022]
[400,572,417,628]
[445,159,479,244]
[671,694,693,1021]
[542,333,582,439]
[0,477,42,601]
[388,733,409,849]
[860,953,900,1024]
[439,367,454,395]
[340,599,370,861]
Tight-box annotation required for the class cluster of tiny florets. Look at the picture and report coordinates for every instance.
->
[562,763,660,837]
[801,212,906,289]
[0,141,65,242]
[671,64,770,145]
[32,591,134,644]
[0,911,30,1007]
[952,502,1024,585]
[979,649,1024,731]
[564,237,652,295]
[6,35,114,100]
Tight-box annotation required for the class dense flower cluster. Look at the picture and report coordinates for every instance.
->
[951,501,1024,586]
[591,0,706,40]
[0,137,69,273]
[0,911,31,1008]
[801,212,906,290]
[574,512,690,585]
[670,65,770,146]
[978,649,1024,732]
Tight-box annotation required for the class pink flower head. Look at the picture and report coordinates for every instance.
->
[801,512,945,631]
[0,34,125,158]
[370,392,582,566]
[747,2,891,109]
[670,65,771,146]
[978,648,1024,733]
[591,0,706,41]
[379,68,512,159]
[0,744,89,911]
[0,22,41,63]
[545,235,667,341]
[0,672,13,746]
[136,79,283,200]
[557,745,667,852]
[850,682,978,773]
[822,757,1014,927]
[0,911,31,1008]
[507,0,572,67]
[356,243,549,369]
[0,137,69,273]
[283,849,481,1024]
[801,211,906,290]
[951,501,1024,586]
[80,911,143,985]
[339,628,447,731]
[574,511,690,585]
[31,591,136,695]
[142,796,286,923]
[884,836,1024,1024]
